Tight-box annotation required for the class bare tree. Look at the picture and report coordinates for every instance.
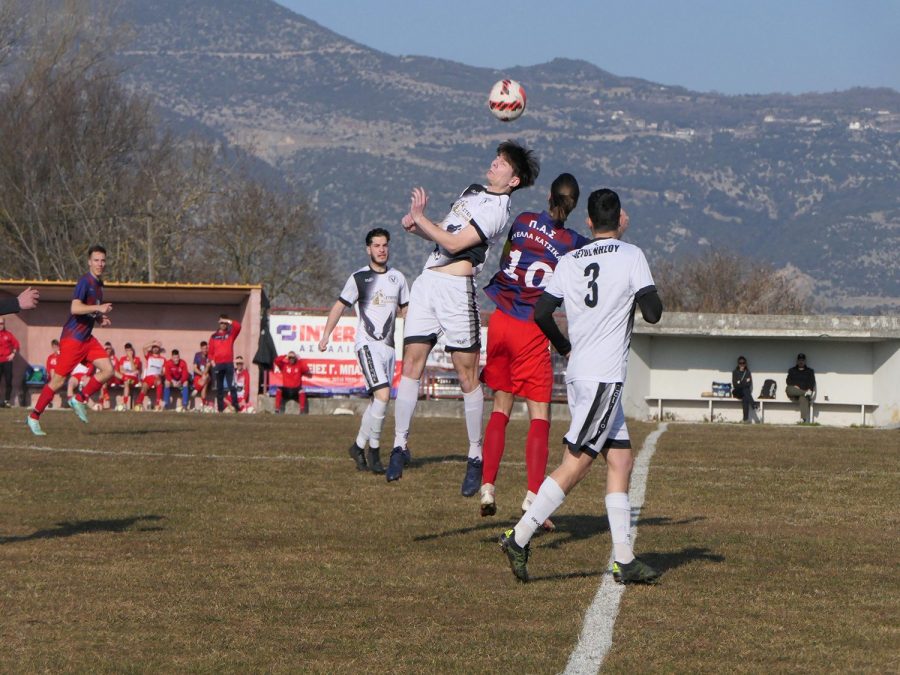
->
[653,249,814,314]
[195,173,337,306]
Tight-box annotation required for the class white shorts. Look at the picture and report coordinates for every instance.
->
[404,269,481,352]
[357,341,395,393]
[564,380,630,456]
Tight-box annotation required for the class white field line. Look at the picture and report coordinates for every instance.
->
[0,443,529,466]
[563,422,668,675]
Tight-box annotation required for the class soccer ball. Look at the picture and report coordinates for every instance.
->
[488,79,526,122]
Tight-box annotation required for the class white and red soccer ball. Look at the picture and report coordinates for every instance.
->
[488,79,526,122]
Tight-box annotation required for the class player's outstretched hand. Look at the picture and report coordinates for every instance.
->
[97,302,113,314]
[17,287,39,310]
[317,339,328,352]
[401,213,416,232]
[409,186,428,219]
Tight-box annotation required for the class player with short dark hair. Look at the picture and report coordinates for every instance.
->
[163,349,191,411]
[479,173,589,524]
[192,341,211,410]
[319,227,409,473]
[117,342,141,410]
[134,341,166,411]
[27,246,115,435]
[391,141,539,489]
[499,189,664,585]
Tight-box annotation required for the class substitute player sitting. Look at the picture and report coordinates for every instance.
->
[391,141,539,491]
[498,189,663,585]
[27,245,115,435]
[191,341,212,410]
[134,341,166,410]
[479,173,589,525]
[163,349,191,411]
[319,227,409,475]
[273,351,309,414]
[117,342,142,410]
[231,355,252,412]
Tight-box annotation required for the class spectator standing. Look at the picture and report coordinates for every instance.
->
[731,355,758,423]
[786,353,816,423]
[0,316,21,407]
[209,315,241,412]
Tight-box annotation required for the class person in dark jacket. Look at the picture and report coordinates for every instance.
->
[731,355,757,423]
[0,287,39,316]
[786,353,816,422]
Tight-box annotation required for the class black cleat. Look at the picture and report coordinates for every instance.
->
[498,529,530,583]
[386,446,404,482]
[367,448,385,474]
[612,557,660,585]
[348,443,368,471]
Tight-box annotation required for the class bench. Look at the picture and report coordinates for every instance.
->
[645,396,877,426]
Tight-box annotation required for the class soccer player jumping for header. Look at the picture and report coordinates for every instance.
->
[498,189,664,584]
[27,246,116,435]
[391,141,539,492]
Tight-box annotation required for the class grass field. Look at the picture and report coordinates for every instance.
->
[1,409,897,673]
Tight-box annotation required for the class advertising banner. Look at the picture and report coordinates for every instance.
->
[269,312,487,396]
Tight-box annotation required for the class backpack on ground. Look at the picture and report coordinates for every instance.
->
[759,379,777,399]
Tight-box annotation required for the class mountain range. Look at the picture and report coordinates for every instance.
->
[113,0,900,313]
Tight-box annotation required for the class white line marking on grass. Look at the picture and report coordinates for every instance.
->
[563,422,668,675]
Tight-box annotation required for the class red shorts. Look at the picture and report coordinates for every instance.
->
[480,310,553,402]
[142,374,161,387]
[193,375,207,391]
[121,374,140,384]
[56,337,108,378]
[106,376,123,387]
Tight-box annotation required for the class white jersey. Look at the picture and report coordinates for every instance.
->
[145,354,166,377]
[339,265,410,350]
[545,238,655,383]
[423,184,511,276]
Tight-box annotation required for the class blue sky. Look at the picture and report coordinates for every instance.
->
[274,0,900,95]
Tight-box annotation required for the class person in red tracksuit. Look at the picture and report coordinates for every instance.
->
[163,349,191,411]
[273,351,310,414]
[0,316,21,407]
[209,315,241,412]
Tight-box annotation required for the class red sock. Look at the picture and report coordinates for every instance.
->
[32,384,56,418]
[135,391,145,406]
[482,411,509,485]
[525,418,551,494]
[77,376,103,402]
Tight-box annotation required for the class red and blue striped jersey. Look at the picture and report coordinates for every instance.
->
[483,210,590,321]
[60,273,104,342]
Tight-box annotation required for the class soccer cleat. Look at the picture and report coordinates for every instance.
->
[401,446,412,467]
[348,443,368,471]
[386,446,404,482]
[499,529,530,583]
[26,416,47,436]
[367,448,385,474]
[480,483,496,517]
[521,490,555,532]
[612,558,660,585]
[461,457,483,497]
[68,397,89,424]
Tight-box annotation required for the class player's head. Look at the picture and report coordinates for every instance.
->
[287,351,297,362]
[104,341,114,355]
[124,342,133,355]
[200,340,208,354]
[586,189,623,234]
[490,140,539,194]
[234,356,244,369]
[87,245,107,278]
[737,355,747,369]
[51,339,60,350]
[548,173,580,223]
[218,315,229,330]
[151,343,161,354]
[171,349,180,362]
[365,228,390,266]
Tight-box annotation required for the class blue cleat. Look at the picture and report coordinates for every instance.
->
[401,446,412,467]
[26,416,47,436]
[68,396,89,424]
[461,457,483,497]
[386,446,404,482]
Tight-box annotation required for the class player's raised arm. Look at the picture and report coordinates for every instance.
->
[408,187,482,254]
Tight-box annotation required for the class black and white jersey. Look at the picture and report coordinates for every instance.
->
[339,265,410,349]
[544,238,655,383]
[423,184,511,276]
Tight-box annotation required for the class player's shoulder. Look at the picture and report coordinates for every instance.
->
[384,266,408,282]
[460,183,486,198]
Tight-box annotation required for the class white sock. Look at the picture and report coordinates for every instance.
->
[605,492,634,564]
[393,376,419,449]
[368,397,388,449]
[463,386,484,460]
[356,402,373,449]
[514,477,565,548]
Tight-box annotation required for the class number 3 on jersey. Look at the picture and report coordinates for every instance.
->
[503,249,554,288]
[584,262,600,307]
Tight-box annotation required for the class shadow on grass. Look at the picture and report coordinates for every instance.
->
[90,428,182,436]
[406,453,467,468]
[528,546,725,584]
[0,514,165,544]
